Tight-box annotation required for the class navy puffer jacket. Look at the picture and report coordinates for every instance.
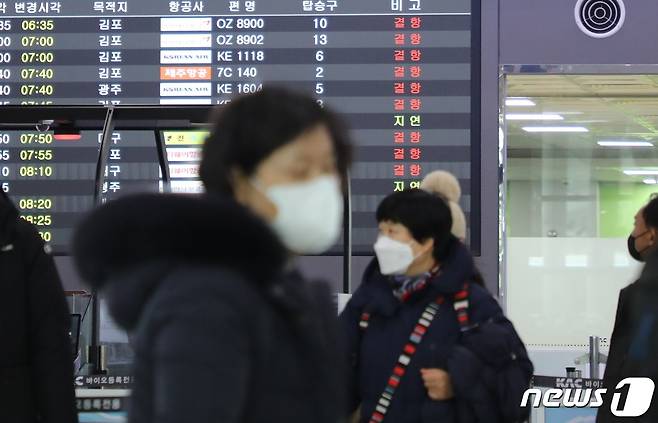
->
[73,194,345,423]
[340,242,533,423]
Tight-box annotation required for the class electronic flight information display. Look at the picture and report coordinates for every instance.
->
[0,0,480,255]
[0,129,164,253]
[0,130,98,253]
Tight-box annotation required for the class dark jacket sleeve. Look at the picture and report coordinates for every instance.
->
[18,221,78,423]
[447,286,503,392]
[339,291,365,415]
[597,288,629,423]
[151,296,251,423]
[338,260,379,416]
[447,286,533,423]
[602,288,629,386]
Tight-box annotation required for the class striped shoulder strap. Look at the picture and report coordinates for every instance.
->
[364,282,472,423]
[359,311,371,330]
[452,282,471,331]
[359,282,472,332]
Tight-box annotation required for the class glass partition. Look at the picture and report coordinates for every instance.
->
[502,71,658,375]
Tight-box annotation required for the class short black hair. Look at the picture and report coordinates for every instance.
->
[643,194,658,230]
[376,189,456,261]
[200,87,351,195]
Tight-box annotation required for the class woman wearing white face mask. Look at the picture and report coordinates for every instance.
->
[73,87,351,423]
[340,189,533,423]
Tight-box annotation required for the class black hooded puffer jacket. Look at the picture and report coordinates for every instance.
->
[0,191,78,423]
[73,193,345,423]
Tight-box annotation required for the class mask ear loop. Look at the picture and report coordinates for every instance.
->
[249,176,265,193]
[635,229,654,256]
[645,229,657,253]
[249,178,277,210]
[415,236,442,274]
[407,238,437,271]
[635,229,651,239]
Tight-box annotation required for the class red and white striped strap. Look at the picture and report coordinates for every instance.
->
[361,283,470,423]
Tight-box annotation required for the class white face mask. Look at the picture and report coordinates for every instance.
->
[257,175,344,255]
[374,235,418,275]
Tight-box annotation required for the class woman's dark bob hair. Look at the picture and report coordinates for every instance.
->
[200,87,352,195]
[376,189,457,262]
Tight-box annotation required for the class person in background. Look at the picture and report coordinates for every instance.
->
[421,170,467,242]
[421,170,486,287]
[0,190,78,423]
[73,87,351,423]
[598,195,658,423]
[341,189,532,423]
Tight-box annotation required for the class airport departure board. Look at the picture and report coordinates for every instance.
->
[0,130,98,253]
[0,129,165,253]
[0,0,480,255]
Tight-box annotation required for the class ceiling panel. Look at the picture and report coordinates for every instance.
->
[505,75,658,183]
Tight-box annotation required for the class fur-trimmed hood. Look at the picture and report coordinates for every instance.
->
[73,193,288,290]
[73,194,289,330]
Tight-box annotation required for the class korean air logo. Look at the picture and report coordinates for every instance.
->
[521,378,655,417]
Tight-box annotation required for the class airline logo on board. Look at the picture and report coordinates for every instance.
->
[160,98,212,105]
[167,148,202,162]
[160,50,212,64]
[160,17,212,32]
[160,82,212,97]
[169,164,200,179]
[170,180,205,194]
[160,66,211,80]
[161,33,212,48]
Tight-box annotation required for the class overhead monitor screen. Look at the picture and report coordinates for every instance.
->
[0,0,481,255]
[0,128,165,253]
[0,130,98,253]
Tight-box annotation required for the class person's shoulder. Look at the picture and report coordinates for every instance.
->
[305,278,333,303]
[13,217,43,243]
[619,283,634,298]
[468,282,495,301]
[135,265,269,344]
[154,264,266,313]
[467,283,502,318]
[620,279,644,301]
[10,217,48,259]
[351,261,386,304]
[624,276,658,305]
[173,263,261,293]
[361,258,387,288]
